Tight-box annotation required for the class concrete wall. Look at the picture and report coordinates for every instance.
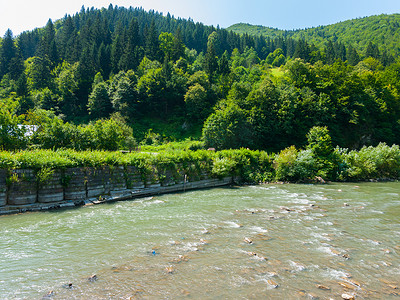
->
[0,169,6,207]
[0,166,232,215]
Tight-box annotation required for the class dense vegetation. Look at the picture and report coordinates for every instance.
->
[1,5,400,164]
[1,127,399,183]
[228,14,400,58]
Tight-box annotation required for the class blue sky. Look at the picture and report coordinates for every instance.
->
[1,0,400,36]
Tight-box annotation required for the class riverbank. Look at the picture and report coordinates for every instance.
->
[1,143,399,215]
[0,148,272,215]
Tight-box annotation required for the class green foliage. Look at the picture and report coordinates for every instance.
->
[88,73,112,119]
[214,148,274,182]
[184,83,209,120]
[228,14,400,57]
[1,149,75,169]
[212,157,237,178]
[88,116,135,151]
[1,6,400,168]
[274,145,298,181]
[202,103,253,150]
[0,99,27,150]
[341,143,400,180]
[36,167,55,186]
[306,126,339,180]
[306,126,333,159]
[28,112,134,151]
[266,48,286,67]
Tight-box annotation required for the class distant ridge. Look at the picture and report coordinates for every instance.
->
[227,14,400,55]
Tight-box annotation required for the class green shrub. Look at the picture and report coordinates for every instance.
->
[343,143,400,180]
[274,145,298,181]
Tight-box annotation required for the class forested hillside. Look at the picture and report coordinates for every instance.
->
[228,14,400,57]
[1,5,400,153]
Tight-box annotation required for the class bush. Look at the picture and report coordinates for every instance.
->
[274,145,298,181]
[342,143,400,180]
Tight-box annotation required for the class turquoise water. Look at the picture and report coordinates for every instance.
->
[0,182,399,299]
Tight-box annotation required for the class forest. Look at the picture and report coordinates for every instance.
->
[1,5,400,155]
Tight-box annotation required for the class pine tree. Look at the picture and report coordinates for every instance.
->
[97,43,112,78]
[365,41,380,59]
[37,19,59,64]
[61,15,76,61]
[145,21,160,61]
[172,26,185,61]
[347,45,360,66]
[218,51,230,75]
[111,31,125,74]
[0,29,18,79]
[119,19,141,71]
[294,39,310,62]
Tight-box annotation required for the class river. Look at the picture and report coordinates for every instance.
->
[0,182,399,299]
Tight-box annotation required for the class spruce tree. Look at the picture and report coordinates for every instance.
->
[145,21,160,61]
[365,41,380,59]
[37,19,58,64]
[0,29,17,79]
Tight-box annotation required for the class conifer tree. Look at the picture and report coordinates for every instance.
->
[347,45,360,66]
[365,41,380,59]
[61,15,76,60]
[172,26,185,61]
[119,19,141,71]
[97,43,112,78]
[37,19,59,64]
[145,21,160,61]
[0,29,18,79]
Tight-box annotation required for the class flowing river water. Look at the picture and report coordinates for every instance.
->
[0,182,399,299]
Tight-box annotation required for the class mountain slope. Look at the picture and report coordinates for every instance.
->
[228,14,400,55]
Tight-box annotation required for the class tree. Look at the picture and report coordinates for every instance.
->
[202,103,253,150]
[37,19,58,64]
[25,56,53,91]
[184,83,208,121]
[88,73,112,119]
[293,39,310,61]
[119,19,141,71]
[172,27,185,61]
[75,47,96,114]
[0,98,27,150]
[347,45,360,66]
[218,51,230,75]
[159,32,175,60]
[145,21,160,61]
[365,41,380,59]
[0,29,23,80]
[111,70,138,118]
[89,115,134,151]
[286,59,315,89]
[55,61,79,118]
[325,41,335,64]
[306,126,338,179]
[205,32,219,80]
[97,42,112,78]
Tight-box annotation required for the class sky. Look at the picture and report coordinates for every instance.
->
[1,0,400,36]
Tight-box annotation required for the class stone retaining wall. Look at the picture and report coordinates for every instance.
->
[0,170,6,207]
[0,166,232,215]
